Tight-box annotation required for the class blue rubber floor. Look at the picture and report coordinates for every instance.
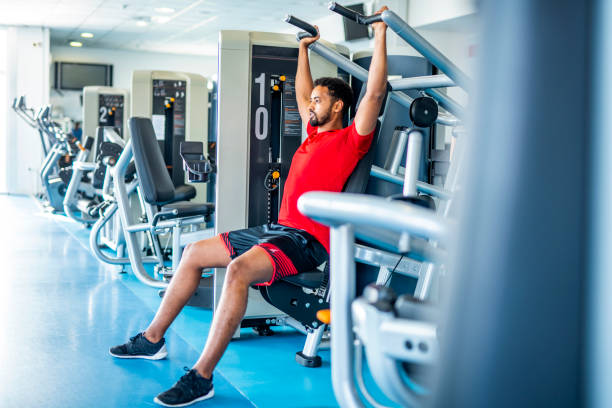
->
[0,194,340,408]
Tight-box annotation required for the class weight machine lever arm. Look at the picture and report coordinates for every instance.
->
[283,15,318,37]
[328,2,383,24]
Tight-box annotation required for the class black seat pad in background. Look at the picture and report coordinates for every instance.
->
[171,185,197,203]
[129,117,176,205]
[161,201,215,218]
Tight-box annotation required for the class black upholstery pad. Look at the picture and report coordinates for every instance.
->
[161,201,215,218]
[172,184,197,203]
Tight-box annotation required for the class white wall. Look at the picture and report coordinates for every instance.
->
[3,26,50,195]
[408,0,477,27]
[49,46,217,121]
[0,28,7,193]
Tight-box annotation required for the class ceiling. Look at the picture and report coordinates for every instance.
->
[0,0,336,55]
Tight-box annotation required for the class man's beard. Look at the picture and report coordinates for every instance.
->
[309,109,331,127]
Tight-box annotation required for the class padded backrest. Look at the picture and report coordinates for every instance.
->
[129,117,175,205]
[342,119,381,194]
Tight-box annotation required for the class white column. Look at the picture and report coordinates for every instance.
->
[0,28,8,193]
[4,26,50,195]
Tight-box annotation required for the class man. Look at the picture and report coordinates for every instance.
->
[109,8,388,407]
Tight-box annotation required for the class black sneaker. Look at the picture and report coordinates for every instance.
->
[109,332,168,360]
[154,368,214,407]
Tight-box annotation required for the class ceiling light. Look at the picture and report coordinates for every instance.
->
[152,16,171,24]
[69,41,83,47]
[80,32,94,38]
[136,20,149,27]
[154,7,175,13]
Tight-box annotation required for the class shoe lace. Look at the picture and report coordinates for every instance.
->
[174,367,200,396]
[178,366,195,385]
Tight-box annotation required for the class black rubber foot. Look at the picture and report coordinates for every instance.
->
[252,325,274,336]
[295,351,321,367]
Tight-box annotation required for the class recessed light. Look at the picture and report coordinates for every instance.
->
[69,41,83,47]
[136,20,149,27]
[152,16,171,24]
[154,7,175,13]
[80,32,94,38]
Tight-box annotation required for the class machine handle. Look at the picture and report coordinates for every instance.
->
[151,209,179,229]
[296,31,313,41]
[328,2,359,21]
[328,2,383,24]
[284,15,318,37]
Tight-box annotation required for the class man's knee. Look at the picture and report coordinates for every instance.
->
[225,259,251,288]
[181,242,198,262]
[180,241,211,270]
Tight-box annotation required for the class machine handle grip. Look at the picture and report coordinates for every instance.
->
[362,14,383,24]
[328,2,383,24]
[296,31,313,41]
[284,15,318,37]
[328,2,360,21]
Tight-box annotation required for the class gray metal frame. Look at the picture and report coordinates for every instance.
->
[62,144,98,225]
[300,193,446,408]
[306,40,463,125]
[380,9,471,91]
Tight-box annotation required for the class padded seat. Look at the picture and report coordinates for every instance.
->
[170,184,197,203]
[161,201,215,218]
[282,271,325,289]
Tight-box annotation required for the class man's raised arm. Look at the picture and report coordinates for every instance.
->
[354,6,388,136]
[296,28,320,125]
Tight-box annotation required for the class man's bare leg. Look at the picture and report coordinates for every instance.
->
[144,236,232,343]
[192,246,274,378]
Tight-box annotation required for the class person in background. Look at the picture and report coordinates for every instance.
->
[71,121,82,141]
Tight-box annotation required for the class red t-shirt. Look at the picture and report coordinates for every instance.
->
[278,121,375,252]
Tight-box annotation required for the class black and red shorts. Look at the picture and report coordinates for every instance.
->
[219,223,328,286]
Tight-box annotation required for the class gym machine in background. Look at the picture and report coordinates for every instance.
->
[131,70,209,203]
[215,30,350,335]
[62,86,130,225]
[35,106,81,212]
[90,70,213,291]
[82,86,129,159]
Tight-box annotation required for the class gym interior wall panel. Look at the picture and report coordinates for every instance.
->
[408,0,477,28]
[4,26,50,196]
[49,46,217,121]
